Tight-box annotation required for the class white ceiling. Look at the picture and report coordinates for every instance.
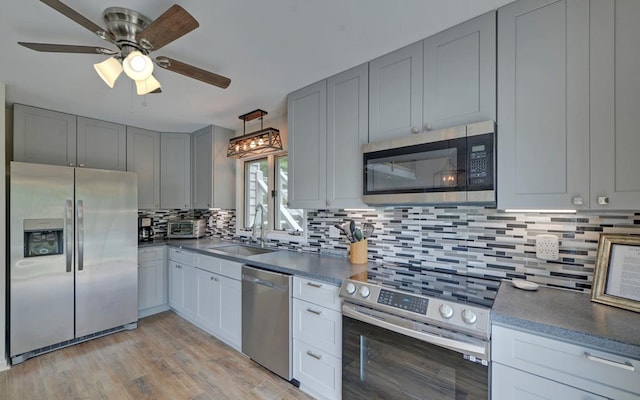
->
[0,0,513,133]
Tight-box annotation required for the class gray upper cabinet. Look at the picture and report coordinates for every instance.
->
[369,12,496,143]
[498,0,590,210]
[289,63,369,209]
[161,132,191,209]
[76,117,126,171]
[127,127,160,209]
[423,11,496,130]
[191,125,236,209]
[590,0,640,210]
[369,42,423,142]
[288,80,327,209]
[326,64,369,209]
[13,104,77,167]
[13,104,126,172]
[499,0,640,211]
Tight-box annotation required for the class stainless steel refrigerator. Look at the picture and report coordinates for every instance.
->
[9,161,138,364]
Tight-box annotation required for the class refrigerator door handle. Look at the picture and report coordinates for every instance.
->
[77,200,84,271]
[66,200,73,273]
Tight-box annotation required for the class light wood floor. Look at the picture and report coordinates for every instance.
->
[0,311,315,400]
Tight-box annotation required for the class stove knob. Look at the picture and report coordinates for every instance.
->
[345,282,357,295]
[461,309,477,325]
[359,286,371,298]
[439,304,454,319]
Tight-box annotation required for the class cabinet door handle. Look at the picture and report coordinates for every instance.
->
[572,197,584,206]
[210,276,219,282]
[306,282,322,289]
[306,350,322,360]
[411,126,419,134]
[306,308,322,316]
[597,196,610,205]
[424,123,432,131]
[585,352,635,371]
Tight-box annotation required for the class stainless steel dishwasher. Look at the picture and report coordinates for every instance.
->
[241,265,294,382]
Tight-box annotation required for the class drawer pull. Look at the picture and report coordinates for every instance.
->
[306,351,322,360]
[306,308,322,316]
[306,282,322,288]
[585,352,635,371]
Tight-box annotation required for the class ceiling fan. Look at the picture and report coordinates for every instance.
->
[18,0,231,95]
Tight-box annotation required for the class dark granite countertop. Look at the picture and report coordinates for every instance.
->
[492,281,640,359]
[141,237,370,286]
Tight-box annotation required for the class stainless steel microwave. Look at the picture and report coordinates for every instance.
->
[362,121,495,205]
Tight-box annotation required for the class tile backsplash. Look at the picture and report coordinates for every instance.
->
[140,206,640,292]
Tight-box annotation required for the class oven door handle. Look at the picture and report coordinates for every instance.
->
[343,304,488,358]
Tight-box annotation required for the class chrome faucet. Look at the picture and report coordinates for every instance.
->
[251,203,267,248]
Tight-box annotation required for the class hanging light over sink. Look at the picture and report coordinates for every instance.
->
[227,109,283,158]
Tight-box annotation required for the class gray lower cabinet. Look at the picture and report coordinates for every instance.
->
[161,132,191,209]
[191,125,236,209]
[491,325,640,400]
[126,127,161,209]
[292,277,342,400]
[138,247,168,318]
[13,104,77,167]
[168,249,197,319]
[169,249,242,350]
[76,116,126,170]
[289,63,368,209]
[498,0,640,210]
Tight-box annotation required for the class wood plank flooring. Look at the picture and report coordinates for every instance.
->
[0,311,315,400]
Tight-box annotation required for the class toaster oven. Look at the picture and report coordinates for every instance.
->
[167,219,206,239]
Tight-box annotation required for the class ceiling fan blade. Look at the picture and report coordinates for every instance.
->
[155,57,231,89]
[136,5,199,51]
[18,42,116,55]
[40,0,114,41]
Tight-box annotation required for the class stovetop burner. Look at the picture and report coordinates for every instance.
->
[353,264,501,308]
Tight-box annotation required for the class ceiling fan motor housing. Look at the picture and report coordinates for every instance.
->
[103,7,151,53]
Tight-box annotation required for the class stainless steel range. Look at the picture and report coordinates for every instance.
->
[339,265,500,399]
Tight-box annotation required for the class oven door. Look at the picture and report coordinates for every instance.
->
[343,313,489,400]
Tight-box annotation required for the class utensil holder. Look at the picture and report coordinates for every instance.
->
[350,240,368,264]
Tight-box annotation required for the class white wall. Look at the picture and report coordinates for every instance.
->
[1,82,7,370]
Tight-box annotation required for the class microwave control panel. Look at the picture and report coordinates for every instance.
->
[467,134,494,190]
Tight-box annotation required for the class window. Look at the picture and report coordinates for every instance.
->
[242,153,305,237]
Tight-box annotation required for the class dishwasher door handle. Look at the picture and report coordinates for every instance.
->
[242,275,288,292]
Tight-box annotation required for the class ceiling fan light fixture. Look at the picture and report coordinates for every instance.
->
[123,51,154,81]
[93,56,123,88]
[135,74,161,95]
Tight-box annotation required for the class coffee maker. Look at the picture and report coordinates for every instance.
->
[138,217,153,242]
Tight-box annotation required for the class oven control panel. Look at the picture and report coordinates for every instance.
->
[340,279,491,339]
[377,289,429,314]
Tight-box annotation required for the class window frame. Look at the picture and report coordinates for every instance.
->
[235,151,307,243]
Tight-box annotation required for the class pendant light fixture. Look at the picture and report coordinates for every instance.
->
[227,109,283,158]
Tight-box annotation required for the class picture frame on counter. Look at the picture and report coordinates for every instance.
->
[592,234,640,313]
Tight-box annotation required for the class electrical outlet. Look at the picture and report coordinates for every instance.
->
[536,234,559,260]
[216,218,224,229]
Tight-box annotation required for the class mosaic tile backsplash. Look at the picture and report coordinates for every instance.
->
[140,207,640,292]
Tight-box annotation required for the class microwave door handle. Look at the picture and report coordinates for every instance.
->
[77,200,84,271]
[65,200,73,273]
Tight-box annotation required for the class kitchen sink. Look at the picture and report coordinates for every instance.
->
[208,244,277,257]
